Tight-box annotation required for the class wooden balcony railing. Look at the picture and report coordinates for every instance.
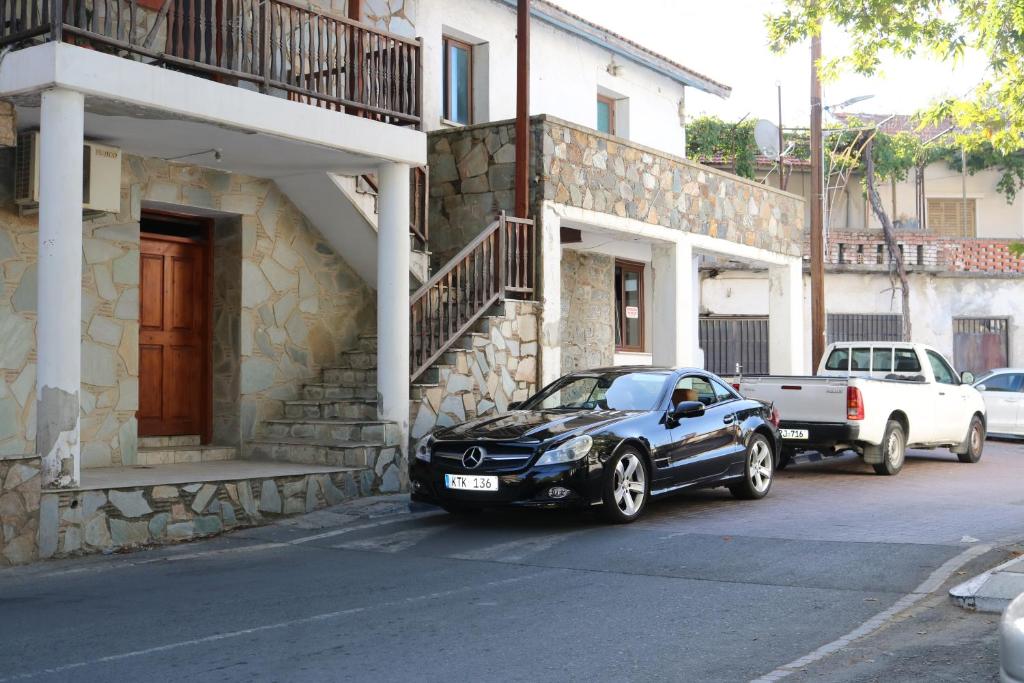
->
[410,212,535,381]
[1,0,421,126]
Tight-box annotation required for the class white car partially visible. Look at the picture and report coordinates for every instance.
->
[974,369,1024,437]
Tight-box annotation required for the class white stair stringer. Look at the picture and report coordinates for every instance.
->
[276,173,427,289]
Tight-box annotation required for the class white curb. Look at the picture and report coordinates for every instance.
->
[950,555,1024,613]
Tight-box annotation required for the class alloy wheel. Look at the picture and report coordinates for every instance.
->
[749,439,773,494]
[613,453,646,516]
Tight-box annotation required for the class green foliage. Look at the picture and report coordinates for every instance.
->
[688,112,1024,203]
[1010,242,1024,258]
[765,1,1024,156]
[686,116,758,179]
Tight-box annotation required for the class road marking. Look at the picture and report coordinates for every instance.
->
[0,571,552,682]
[749,542,993,682]
[333,524,451,553]
[7,511,444,581]
[449,531,585,562]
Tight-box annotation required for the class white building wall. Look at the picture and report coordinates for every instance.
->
[413,0,689,156]
[701,270,1024,370]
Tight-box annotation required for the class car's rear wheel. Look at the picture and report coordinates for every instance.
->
[600,448,649,524]
[956,415,985,463]
[872,420,906,475]
[730,434,774,500]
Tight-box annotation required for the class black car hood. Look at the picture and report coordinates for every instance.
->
[433,409,639,445]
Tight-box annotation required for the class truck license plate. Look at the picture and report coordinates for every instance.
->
[445,474,498,492]
[779,429,809,440]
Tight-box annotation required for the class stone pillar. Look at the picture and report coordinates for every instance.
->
[538,205,562,387]
[376,162,410,455]
[36,88,85,488]
[768,258,806,374]
[651,240,697,368]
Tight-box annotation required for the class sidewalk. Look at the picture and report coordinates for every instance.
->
[950,553,1024,613]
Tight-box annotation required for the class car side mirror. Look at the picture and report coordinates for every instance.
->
[975,383,986,392]
[671,400,705,420]
[961,371,975,385]
[508,401,522,410]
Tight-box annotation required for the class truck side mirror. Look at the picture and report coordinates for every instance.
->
[961,371,975,385]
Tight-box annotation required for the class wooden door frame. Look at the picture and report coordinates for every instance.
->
[139,209,215,444]
[614,258,646,353]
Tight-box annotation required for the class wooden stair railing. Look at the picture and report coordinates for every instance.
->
[358,166,429,249]
[410,212,535,381]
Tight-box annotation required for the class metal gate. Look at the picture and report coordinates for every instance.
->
[953,317,1009,376]
[699,317,769,376]
[827,313,903,343]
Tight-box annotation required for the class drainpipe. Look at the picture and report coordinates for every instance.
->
[514,0,531,219]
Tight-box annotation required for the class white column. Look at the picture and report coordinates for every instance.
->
[651,240,696,367]
[692,253,703,369]
[377,162,411,455]
[36,88,85,488]
[768,258,807,374]
[538,205,562,387]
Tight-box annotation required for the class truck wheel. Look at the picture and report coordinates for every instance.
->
[872,420,906,476]
[956,416,985,464]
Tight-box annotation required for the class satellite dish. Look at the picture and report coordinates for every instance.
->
[754,119,781,157]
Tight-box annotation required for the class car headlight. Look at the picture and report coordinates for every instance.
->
[414,434,434,462]
[535,435,593,466]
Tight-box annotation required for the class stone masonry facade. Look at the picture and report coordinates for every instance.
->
[410,300,540,443]
[428,115,805,268]
[0,454,40,566]
[560,250,615,373]
[35,469,372,558]
[0,149,374,469]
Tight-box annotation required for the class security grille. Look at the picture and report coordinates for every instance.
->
[954,317,1009,375]
[699,317,769,377]
[827,313,904,343]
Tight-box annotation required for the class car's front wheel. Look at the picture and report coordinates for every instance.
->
[730,434,774,500]
[601,448,649,524]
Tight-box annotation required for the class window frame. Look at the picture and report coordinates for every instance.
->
[614,258,646,353]
[596,94,616,135]
[926,350,959,385]
[442,35,474,125]
[980,373,1023,393]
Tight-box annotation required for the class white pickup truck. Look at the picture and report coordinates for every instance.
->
[736,342,987,475]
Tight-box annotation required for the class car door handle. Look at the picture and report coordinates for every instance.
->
[723,414,736,424]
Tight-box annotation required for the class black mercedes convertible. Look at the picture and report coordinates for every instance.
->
[409,367,781,523]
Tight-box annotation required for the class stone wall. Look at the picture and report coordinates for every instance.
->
[0,150,374,469]
[560,250,614,373]
[410,300,540,442]
[36,469,372,558]
[0,454,40,566]
[427,116,805,271]
[540,117,804,257]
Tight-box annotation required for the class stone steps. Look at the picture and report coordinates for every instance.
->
[136,445,238,466]
[301,382,376,400]
[245,439,388,468]
[321,367,377,385]
[139,435,201,448]
[284,399,377,420]
[332,349,376,370]
[260,418,399,445]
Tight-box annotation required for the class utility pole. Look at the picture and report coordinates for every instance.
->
[777,82,786,191]
[514,0,531,219]
[809,27,826,372]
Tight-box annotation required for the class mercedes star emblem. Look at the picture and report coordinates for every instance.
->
[462,446,486,469]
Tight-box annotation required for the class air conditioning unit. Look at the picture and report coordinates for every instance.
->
[14,131,122,214]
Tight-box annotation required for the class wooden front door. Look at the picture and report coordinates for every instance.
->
[138,227,211,438]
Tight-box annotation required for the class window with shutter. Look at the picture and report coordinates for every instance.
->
[926,198,977,237]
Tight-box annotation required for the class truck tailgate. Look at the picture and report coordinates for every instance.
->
[737,377,849,423]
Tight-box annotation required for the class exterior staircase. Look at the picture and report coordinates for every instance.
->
[245,334,404,491]
[137,436,237,465]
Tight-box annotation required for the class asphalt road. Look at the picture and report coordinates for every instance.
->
[2,439,1023,682]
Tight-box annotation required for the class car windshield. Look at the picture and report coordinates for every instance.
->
[524,372,668,411]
